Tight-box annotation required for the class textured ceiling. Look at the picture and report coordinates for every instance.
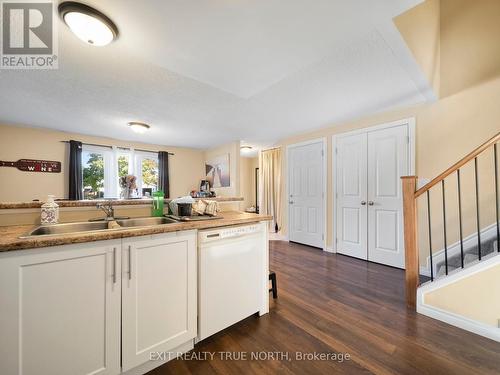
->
[0,0,431,149]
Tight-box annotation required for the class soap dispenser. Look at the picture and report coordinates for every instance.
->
[151,191,164,217]
[41,195,59,224]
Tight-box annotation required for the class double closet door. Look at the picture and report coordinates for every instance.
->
[336,124,410,269]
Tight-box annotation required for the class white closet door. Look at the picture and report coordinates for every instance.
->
[288,141,325,248]
[336,133,368,259]
[367,125,408,268]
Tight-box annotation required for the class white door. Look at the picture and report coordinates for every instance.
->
[367,126,408,268]
[288,140,325,248]
[0,241,121,375]
[335,124,409,268]
[121,231,197,372]
[336,133,368,260]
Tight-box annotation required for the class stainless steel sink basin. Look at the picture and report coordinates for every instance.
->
[20,217,178,238]
[22,221,111,237]
[115,217,177,227]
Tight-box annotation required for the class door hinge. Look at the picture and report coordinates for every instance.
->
[335,147,338,155]
[336,237,338,244]
[321,149,324,157]
[322,234,324,240]
[407,136,410,144]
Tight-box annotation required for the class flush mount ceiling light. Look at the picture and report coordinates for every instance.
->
[59,2,118,46]
[128,122,150,134]
[240,146,253,154]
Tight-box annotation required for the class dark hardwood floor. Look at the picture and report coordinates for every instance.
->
[149,240,500,375]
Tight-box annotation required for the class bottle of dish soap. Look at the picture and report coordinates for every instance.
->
[151,191,164,217]
[41,195,59,224]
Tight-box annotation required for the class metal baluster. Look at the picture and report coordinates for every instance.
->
[495,144,499,252]
[442,180,448,275]
[427,190,434,281]
[457,170,464,268]
[474,157,482,260]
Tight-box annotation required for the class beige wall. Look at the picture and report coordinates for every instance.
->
[440,0,500,97]
[240,156,259,210]
[203,141,241,210]
[276,0,500,264]
[0,124,205,202]
[394,0,441,96]
[424,263,500,326]
[279,76,500,263]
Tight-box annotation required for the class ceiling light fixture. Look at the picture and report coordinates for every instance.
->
[128,122,150,134]
[59,2,119,46]
[240,146,253,153]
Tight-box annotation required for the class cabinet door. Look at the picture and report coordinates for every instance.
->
[0,241,121,375]
[121,231,197,372]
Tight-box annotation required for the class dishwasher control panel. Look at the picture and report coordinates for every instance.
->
[199,224,262,243]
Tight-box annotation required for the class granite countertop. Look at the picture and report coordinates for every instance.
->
[0,197,244,209]
[0,211,272,252]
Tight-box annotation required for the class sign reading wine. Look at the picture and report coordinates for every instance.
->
[0,159,61,173]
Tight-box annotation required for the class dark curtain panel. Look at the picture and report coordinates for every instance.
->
[69,140,83,200]
[158,151,170,198]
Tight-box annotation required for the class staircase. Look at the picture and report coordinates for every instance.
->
[435,236,498,277]
[401,132,500,340]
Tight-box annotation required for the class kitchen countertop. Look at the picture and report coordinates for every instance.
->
[0,211,272,252]
[0,197,244,209]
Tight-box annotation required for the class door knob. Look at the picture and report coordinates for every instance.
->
[289,201,294,204]
[368,201,374,206]
[361,201,366,205]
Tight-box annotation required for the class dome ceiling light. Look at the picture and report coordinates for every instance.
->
[59,2,118,46]
[128,122,150,134]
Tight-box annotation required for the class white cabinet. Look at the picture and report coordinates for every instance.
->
[0,240,122,375]
[0,230,197,375]
[121,231,197,372]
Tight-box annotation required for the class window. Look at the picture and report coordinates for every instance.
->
[137,153,159,197]
[81,145,158,199]
[82,151,105,200]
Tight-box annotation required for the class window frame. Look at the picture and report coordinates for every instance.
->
[81,145,158,199]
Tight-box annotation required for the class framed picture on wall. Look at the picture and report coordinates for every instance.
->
[205,153,230,188]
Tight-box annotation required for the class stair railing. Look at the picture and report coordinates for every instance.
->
[402,132,500,309]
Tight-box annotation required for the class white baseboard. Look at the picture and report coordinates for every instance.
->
[269,233,288,241]
[417,304,500,343]
[417,254,500,342]
[325,246,335,253]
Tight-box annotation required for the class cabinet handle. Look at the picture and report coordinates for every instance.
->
[112,247,117,284]
[128,245,132,280]
[361,201,366,205]
[368,201,374,206]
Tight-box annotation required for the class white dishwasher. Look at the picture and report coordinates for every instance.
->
[198,223,266,341]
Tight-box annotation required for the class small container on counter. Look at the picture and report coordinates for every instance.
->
[41,195,59,224]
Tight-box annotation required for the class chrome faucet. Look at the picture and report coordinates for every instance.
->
[97,200,115,220]
[89,200,129,222]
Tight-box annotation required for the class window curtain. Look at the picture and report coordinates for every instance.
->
[260,148,282,233]
[158,151,170,198]
[68,140,83,200]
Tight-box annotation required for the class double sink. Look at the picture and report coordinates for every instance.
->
[21,217,178,238]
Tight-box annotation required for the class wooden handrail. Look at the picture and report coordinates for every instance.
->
[415,132,500,198]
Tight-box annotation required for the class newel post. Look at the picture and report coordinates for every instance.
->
[401,176,419,309]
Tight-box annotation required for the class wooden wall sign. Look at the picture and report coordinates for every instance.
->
[0,159,61,173]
